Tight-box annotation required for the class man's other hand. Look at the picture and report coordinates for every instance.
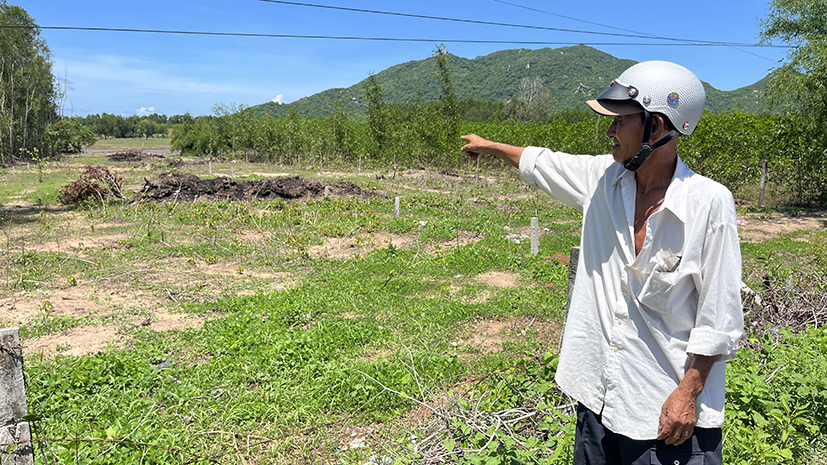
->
[657,387,697,445]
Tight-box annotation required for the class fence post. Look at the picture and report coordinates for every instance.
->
[530,218,539,256]
[758,159,768,207]
[0,327,34,465]
[565,247,580,318]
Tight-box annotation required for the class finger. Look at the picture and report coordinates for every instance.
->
[656,416,668,440]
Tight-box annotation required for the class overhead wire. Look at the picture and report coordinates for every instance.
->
[0,25,790,49]
[255,0,784,49]
[491,0,780,62]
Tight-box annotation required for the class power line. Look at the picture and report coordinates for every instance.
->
[255,0,770,48]
[492,0,654,37]
[0,25,790,49]
[492,0,780,62]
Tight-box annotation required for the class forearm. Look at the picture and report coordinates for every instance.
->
[479,141,525,167]
[678,354,717,399]
[460,134,525,168]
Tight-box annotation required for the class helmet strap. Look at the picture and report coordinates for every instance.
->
[623,110,679,171]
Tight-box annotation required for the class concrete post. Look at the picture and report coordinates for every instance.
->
[324,186,330,199]
[0,327,33,465]
[758,159,768,207]
[394,197,400,219]
[530,218,539,256]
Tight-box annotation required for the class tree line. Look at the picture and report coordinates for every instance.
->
[0,1,99,163]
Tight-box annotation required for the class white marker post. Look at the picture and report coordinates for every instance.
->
[530,217,539,256]
[394,197,400,219]
[209,161,212,175]
[324,186,330,199]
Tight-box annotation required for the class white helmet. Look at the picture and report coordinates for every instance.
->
[587,60,706,135]
[587,61,706,170]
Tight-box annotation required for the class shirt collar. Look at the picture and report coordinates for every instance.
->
[661,156,693,224]
[610,156,693,224]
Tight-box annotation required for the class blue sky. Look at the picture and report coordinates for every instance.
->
[16,0,789,117]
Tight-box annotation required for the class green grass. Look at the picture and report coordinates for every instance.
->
[90,137,172,149]
[2,154,825,464]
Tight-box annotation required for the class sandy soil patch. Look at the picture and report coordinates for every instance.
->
[310,232,417,259]
[476,271,520,288]
[738,211,826,243]
[0,290,105,327]
[452,316,562,355]
[151,309,205,332]
[309,231,480,260]
[25,325,120,358]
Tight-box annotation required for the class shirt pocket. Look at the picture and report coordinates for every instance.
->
[637,269,679,313]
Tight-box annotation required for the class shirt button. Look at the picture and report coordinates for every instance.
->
[613,347,619,352]
[617,319,623,325]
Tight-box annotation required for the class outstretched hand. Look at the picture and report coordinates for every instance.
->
[460,134,488,160]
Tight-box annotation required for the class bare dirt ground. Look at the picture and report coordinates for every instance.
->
[5,207,822,359]
[2,163,824,359]
[737,209,827,243]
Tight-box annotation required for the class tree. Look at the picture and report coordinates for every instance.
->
[760,0,827,204]
[505,77,556,123]
[46,117,97,156]
[432,44,460,161]
[0,1,56,165]
[138,118,155,139]
[363,74,388,163]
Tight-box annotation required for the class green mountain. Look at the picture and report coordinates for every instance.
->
[251,45,768,118]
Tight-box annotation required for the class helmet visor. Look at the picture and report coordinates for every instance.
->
[586,81,644,116]
[587,99,643,116]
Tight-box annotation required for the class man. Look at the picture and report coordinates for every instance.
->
[460,61,743,464]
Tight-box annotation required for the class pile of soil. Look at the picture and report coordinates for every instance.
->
[108,149,156,163]
[139,173,375,202]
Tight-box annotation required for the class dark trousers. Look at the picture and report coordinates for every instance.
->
[573,403,723,465]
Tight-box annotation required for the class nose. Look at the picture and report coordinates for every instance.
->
[606,119,617,139]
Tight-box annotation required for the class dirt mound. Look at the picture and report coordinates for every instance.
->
[108,149,158,163]
[139,173,375,202]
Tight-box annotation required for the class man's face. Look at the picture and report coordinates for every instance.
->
[606,113,644,164]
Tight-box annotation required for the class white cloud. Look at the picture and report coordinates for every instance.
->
[137,107,156,116]
[272,94,284,104]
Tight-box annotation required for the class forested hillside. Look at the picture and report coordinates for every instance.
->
[251,45,768,118]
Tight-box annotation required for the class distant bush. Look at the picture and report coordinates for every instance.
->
[58,165,124,204]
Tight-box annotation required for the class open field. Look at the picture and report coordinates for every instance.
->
[89,137,174,150]
[1,150,825,464]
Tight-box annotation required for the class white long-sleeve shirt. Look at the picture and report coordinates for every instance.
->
[519,147,743,440]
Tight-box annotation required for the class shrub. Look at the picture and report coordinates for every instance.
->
[58,165,124,204]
